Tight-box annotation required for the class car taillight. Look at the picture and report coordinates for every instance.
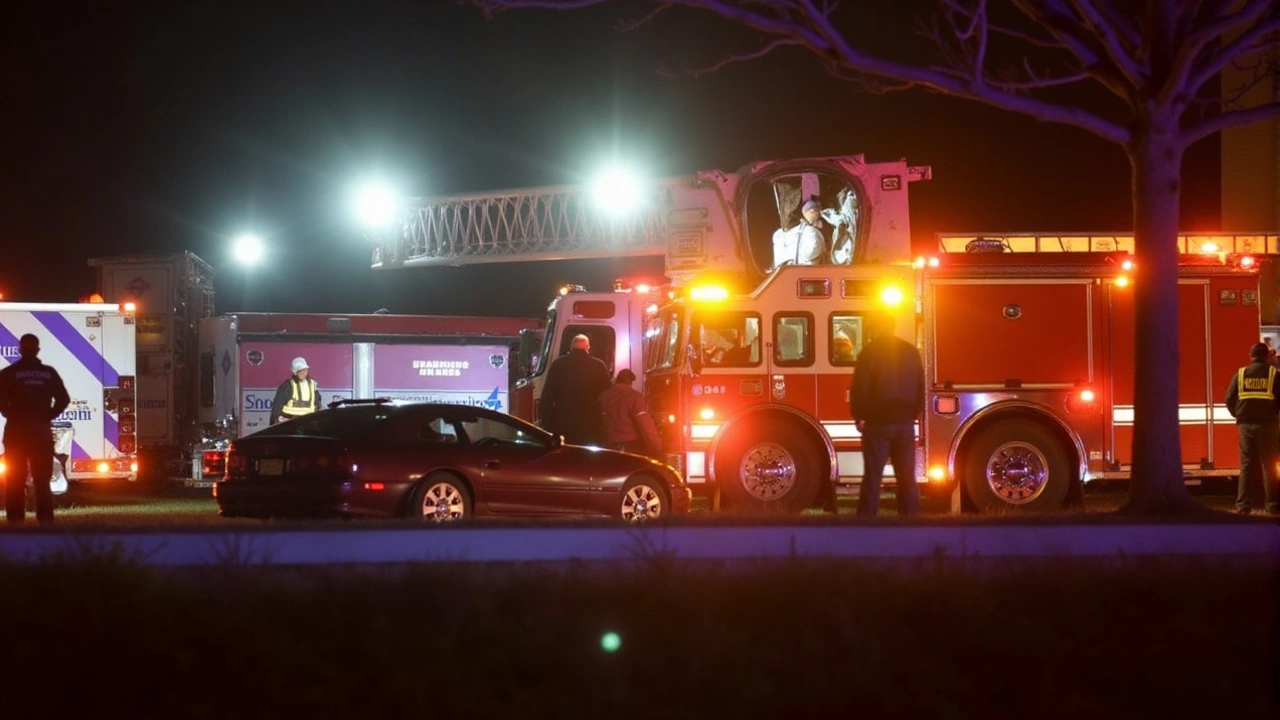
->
[225,447,247,476]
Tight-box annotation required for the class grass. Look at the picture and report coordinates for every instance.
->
[0,551,1274,718]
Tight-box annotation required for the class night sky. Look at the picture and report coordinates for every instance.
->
[1,1,1221,319]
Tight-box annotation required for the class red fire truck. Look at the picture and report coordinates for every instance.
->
[646,233,1276,513]
[369,154,930,423]
[365,153,1277,513]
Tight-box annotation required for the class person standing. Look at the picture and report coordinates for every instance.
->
[849,311,924,517]
[539,334,611,445]
[1224,342,1280,515]
[0,334,71,525]
[599,369,662,458]
[270,356,319,424]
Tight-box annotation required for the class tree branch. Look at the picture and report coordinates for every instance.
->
[1182,100,1280,146]
[657,38,803,78]
[1184,5,1280,94]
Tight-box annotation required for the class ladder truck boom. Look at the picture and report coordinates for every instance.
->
[370,183,669,270]
[367,154,931,287]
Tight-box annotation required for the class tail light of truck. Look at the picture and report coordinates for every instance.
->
[202,450,227,478]
[70,458,136,474]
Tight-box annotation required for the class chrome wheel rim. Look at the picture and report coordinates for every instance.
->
[621,484,663,522]
[420,482,465,521]
[739,442,796,501]
[984,441,1049,505]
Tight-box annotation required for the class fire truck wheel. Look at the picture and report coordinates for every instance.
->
[717,424,819,514]
[408,472,473,522]
[962,421,1071,513]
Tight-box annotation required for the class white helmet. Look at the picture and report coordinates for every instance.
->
[291,357,309,374]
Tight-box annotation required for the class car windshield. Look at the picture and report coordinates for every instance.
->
[252,405,396,440]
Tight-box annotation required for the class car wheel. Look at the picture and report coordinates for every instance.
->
[618,476,668,523]
[410,473,472,521]
[716,423,820,514]
[962,420,1072,513]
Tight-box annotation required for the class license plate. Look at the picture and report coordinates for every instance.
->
[258,458,286,476]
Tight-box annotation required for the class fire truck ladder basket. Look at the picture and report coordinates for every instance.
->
[371,186,668,269]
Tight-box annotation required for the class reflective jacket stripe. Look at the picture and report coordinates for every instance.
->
[282,377,317,416]
[1237,365,1276,400]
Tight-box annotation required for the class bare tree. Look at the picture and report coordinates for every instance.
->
[474,0,1280,514]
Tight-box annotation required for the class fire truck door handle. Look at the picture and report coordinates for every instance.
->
[484,459,501,469]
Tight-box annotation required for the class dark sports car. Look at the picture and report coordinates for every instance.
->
[214,400,690,522]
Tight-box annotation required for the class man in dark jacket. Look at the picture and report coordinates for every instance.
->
[599,369,661,458]
[0,334,71,524]
[849,311,924,517]
[1225,342,1280,515]
[540,334,611,445]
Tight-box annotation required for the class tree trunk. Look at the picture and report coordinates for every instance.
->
[1118,121,1206,515]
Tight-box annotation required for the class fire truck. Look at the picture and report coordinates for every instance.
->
[366,152,1277,513]
[369,154,929,423]
[646,233,1276,513]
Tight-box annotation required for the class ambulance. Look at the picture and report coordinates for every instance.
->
[0,302,139,490]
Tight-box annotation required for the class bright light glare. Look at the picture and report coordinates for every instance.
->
[1080,389,1096,402]
[591,166,645,216]
[601,631,622,653]
[928,465,946,482]
[233,234,264,265]
[1115,275,1130,287]
[880,285,905,306]
[699,407,715,420]
[355,182,399,228]
[1240,255,1256,268]
[689,286,729,301]
[1200,241,1220,254]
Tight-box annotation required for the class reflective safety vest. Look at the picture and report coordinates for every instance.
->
[1236,365,1277,400]
[281,377,318,417]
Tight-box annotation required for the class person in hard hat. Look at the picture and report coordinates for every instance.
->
[0,333,71,525]
[598,369,662,459]
[1225,342,1280,515]
[539,334,611,445]
[270,356,320,424]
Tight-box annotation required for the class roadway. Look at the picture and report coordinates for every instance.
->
[0,483,1276,567]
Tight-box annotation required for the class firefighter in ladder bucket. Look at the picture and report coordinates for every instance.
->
[271,356,320,424]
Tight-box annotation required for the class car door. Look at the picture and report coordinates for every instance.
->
[456,411,590,516]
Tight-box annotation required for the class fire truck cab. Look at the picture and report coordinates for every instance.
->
[644,263,916,513]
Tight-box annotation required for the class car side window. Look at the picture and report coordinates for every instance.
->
[416,416,458,443]
[459,415,547,449]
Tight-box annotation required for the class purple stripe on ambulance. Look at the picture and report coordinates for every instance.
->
[32,311,120,386]
[0,322,21,362]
